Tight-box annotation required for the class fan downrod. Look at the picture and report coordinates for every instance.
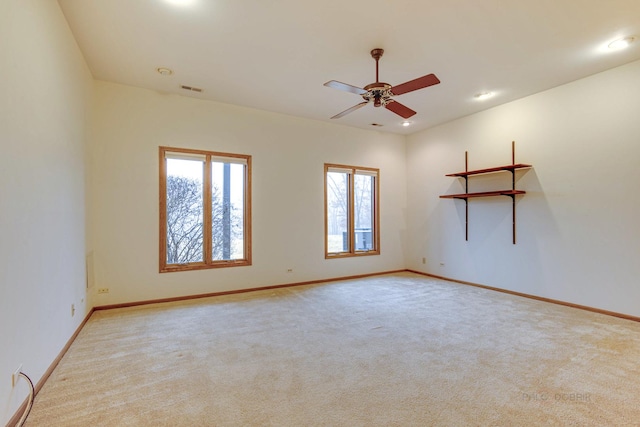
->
[371,48,384,83]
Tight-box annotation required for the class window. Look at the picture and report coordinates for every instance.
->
[325,164,379,258]
[159,147,251,272]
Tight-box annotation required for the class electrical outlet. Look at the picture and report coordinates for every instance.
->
[97,288,109,294]
[12,364,22,387]
[71,303,75,317]
[422,257,426,264]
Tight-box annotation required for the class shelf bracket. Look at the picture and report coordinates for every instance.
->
[505,191,517,245]
[508,141,517,244]
[464,151,468,241]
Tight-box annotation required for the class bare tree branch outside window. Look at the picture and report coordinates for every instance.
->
[166,175,203,264]
[166,176,243,264]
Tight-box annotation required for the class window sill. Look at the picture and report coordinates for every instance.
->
[160,260,251,273]
[325,250,380,259]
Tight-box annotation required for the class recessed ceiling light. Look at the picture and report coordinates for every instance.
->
[164,0,196,6]
[474,92,494,101]
[157,67,173,76]
[402,121,411,127]
[608,36,635,50]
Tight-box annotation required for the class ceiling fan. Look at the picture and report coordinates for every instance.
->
[324,48,440,120]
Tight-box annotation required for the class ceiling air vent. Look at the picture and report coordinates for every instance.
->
[180,85,203,93]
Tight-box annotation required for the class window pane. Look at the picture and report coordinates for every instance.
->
[166,158,204,264]
[326,171,349,253]
[212,161,245,260]
[354,173,374,251]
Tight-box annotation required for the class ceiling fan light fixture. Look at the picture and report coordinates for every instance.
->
[607,36,635,50]
[474,91,494,101]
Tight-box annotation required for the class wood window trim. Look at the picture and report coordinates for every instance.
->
[159,146,252,273]
[324,163,380,259]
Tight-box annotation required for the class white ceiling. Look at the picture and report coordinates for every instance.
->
[57,0,640,135]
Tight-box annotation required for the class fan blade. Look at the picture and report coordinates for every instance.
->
[324,80,368,95]
[385,100,416,119]
[390,74,440,96]
[330,101,369,119]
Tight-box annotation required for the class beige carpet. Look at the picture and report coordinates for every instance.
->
[24,272,640,426]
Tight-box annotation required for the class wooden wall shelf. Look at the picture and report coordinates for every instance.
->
[440,189,526,199]
[445,164,532,177]
[439,141,531,244]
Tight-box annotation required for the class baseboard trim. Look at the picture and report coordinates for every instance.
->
[6,308,95,427]
[94,269,407,311]
[408,269,640,323]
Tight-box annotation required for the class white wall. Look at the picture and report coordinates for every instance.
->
[88,82,407,306]
[407,59,640,317]
[0,0,93,424]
